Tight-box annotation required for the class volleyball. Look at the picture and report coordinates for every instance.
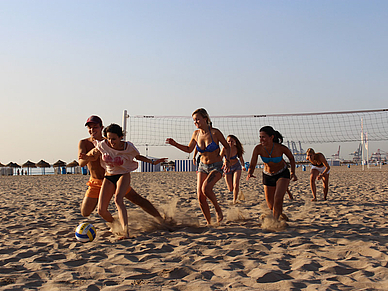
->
[75,223,96,242]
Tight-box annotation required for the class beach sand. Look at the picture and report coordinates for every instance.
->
[0,166,387,290]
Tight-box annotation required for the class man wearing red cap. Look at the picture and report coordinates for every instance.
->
[78,115,165,224]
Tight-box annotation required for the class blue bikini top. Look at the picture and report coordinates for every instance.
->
[260,144,283,164]
[230,154,238,160]
[196,127,220,153]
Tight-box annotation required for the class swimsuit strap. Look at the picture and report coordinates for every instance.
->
[263,143,274,158]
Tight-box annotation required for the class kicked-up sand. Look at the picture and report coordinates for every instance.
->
[0,166,387,290]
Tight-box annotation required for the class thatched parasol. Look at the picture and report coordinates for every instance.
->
[0,162,5,167]
[22,160,36,175]
[36,160,51,175]
[5,162,21,175]
[66,160,79,174]
[53,160,67,167]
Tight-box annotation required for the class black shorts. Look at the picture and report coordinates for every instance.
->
[262,168,290,187]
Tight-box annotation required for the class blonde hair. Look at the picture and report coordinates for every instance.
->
[192,108,212,126]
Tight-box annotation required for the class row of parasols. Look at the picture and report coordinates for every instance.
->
[0,160,80,175]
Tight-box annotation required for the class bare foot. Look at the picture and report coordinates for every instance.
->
[311,198,317,202]
[216,210,224,223]
[279,213,289,221]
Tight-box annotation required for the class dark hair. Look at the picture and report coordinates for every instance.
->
[103,123,124,138]
[228,135,245,156]
[259,126,283,144]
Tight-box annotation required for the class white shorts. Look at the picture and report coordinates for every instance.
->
[311,165,330,174]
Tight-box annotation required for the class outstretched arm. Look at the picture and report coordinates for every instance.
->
[136,155,167,165]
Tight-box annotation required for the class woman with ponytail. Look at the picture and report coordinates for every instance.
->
[247,126,297,221]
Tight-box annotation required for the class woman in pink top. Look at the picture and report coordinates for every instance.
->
[83,123,166,239]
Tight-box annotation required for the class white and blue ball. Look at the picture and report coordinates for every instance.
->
[75,223,96,242]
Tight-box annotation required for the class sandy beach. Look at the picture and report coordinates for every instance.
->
[0,166,387,290]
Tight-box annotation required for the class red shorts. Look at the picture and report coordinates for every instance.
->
[85,177,132,199]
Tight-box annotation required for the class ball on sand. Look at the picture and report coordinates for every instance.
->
[75,223,96,242]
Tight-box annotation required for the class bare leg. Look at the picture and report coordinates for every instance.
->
[114,174,131,238]
[286,188,293,200]
[224,173,233,193]
[310,170,320,201]
[322,174,330,200]
[97,179,115,223]
[264,185,276,211]
[197,172,212,224]
[232,170,242,204]
[81,196,98,217]
[273,178,289,220]
[202,171,223,223]
[125,188,163,222]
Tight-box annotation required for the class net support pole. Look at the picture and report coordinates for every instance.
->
[361,118,364,171]
[122,110,129,141]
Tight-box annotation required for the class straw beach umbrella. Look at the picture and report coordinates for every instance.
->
[6,162,21,175]
[53,160,67,174]
[66,160,79,174]
[53,160,66,167]
[22,160,36,175]
[36,160,51,175]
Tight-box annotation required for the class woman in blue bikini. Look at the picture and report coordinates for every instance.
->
[166,108,230,225]
[247,126,297,221]
[220,135,246,204]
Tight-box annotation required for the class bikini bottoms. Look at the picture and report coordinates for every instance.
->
[104,174,123,187]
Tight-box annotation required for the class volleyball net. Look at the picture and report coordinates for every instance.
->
[123,109,388,147]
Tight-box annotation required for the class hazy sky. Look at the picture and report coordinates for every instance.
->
[1,0,387,164]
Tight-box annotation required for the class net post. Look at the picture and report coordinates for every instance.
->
[122,110,129,141]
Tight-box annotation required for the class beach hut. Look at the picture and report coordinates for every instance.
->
[0,162,11,176]
[22,160,36,175]
[53,160,67,174]
[36,160,51,175]
[174,159,195,172]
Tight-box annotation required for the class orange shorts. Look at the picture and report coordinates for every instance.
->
[85,177,132,199]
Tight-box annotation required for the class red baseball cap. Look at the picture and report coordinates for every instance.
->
[85,115,103,126]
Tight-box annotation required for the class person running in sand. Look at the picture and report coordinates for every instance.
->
[220,135,246,204]
[306,148,330,201]
[166,108,230,225]
[78,116,167,230]
[247,126,297,221]
[81,123,167,239]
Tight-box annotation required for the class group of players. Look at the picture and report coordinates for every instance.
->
[78,109,330,239]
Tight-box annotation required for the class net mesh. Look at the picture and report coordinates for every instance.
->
[125,109,388,146]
